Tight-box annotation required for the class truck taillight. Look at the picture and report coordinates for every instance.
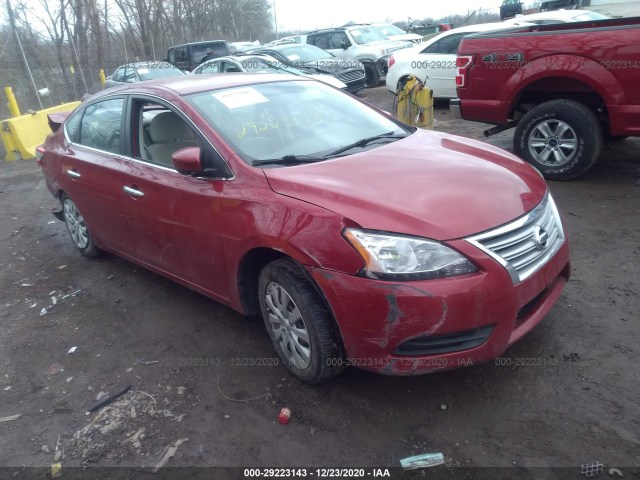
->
[455,55,473,88]
[35,145,46,165]
[388,55,395,69]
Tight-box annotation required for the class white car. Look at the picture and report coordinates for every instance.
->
[503,9,609,24]
[385,22,532,98]
[191,54,347,90]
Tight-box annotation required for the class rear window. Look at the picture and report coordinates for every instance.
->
[192,42,229,63]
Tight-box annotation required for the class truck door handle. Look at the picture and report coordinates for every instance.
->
[123,185,144,197]
[65,169,81,178]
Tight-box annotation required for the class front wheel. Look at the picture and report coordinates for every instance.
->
[258,259,343,383]
[514,99,603,181]
[61,194,100,257]
[364,64,380,88]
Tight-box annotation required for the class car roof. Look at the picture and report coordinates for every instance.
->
[414,21,533,49]
[169,40,228,48]
[195,54,278,69]
[117,61,176,68]
[96,73,308,97]
[254,43,315,52]
[505,9,607,22]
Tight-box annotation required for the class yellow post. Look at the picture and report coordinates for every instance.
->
[99,69,106,88]
[5,86,21,117]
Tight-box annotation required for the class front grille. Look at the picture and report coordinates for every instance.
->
[393,325,494,356]
[338,70,365,82]
[467,194,565,284]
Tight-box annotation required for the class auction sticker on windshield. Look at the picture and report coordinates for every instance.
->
[213,87,269,109]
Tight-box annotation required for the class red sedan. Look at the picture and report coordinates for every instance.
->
[37,74,570,383]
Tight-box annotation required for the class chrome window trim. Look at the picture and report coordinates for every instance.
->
[466,193,565,284]
[62,92,235,181]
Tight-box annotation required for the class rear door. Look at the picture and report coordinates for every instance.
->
[56,96,132,252]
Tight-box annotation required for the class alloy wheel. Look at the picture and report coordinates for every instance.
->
[63,199,89,249]
[264,281,311,369]
[527,119,578,167]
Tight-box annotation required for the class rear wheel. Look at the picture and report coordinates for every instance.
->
[61,194,100,257]
[258,258,343,383]
[514,99,603,181]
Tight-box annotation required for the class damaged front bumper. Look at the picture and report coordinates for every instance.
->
[307,238,570,375]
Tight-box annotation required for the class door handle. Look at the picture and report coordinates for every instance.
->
[123,185,144,197]
[65,169,81,178]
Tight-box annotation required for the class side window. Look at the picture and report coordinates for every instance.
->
[167,49,175,64]
[198,61,220,74]
[330,32,348,49]
[112,68,124,82]
[436,34,466,54]
[122,65,137,83]
[133,99,202,168]
[223,61,242,73]
[313,33,331,50]
[421,40,440,54]
[175,47,188,62]
[77,98,124,154]
[64,110,83,143]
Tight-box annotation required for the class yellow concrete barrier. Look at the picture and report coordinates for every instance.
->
[1,101,81,161]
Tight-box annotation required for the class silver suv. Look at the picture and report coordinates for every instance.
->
[306,25,411,87]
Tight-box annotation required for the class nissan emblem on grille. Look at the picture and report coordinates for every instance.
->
[533,226,549,250]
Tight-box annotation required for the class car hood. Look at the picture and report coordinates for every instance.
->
[263,130,547,240]
[387,33,423,43]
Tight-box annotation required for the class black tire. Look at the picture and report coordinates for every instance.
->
[364,64,380,88]
[61,193,100,257]
[514,99,603,181]
[258,258,343,383]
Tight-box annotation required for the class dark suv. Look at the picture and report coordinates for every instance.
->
[500,0,523,20]
[167,41,230,71]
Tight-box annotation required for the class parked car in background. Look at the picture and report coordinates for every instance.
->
[386,22,530,98]
[191,54,347,90]
[249,44,366,94]
[503,9,610,24]
[306,25,412,87]
[279,35,307,44]
[452,16,640,180]
[229,41,260,54]
[406,22,452,40]
[368,22,423,44]
[38,74,569,383]
[500,0,523,20]
[105,61,186,88]
[167,40,230,71]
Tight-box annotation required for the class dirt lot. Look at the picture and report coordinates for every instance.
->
[1,86,639,479]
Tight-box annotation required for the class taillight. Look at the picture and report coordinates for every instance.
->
[35,145,46,165]
[388,55,395,69]
[455,55,474,88]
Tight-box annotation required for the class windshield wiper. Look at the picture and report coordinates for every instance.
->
[324,131,408,157]
[252,154,323,167]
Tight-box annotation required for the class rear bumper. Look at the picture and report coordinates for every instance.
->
[307,238,570,375]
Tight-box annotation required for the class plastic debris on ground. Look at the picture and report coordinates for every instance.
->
[278,407,291,425]
[153,438,188,472]
[0,414,22,422]
[400,452,445,470]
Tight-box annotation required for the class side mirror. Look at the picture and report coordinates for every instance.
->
[172,147,204,175]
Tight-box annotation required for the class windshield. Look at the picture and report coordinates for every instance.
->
[349,26,388,44]
[136,64,185,80]
[186,81,408,165]
[573,11,609,21]
[278,45,332,62]
[377,23,406,36]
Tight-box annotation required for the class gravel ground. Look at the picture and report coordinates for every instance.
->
[0,86,639,479]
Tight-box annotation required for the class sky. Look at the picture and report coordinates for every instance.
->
[272,0,505,32]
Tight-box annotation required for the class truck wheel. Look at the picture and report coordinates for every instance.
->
[258,258,344,383]
[514,99,602,181]
[364,64,380,88]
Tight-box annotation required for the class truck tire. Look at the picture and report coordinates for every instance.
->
[364,64,380,88]
[514,99,603,181]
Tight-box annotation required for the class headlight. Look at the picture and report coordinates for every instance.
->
[344,229,477,281]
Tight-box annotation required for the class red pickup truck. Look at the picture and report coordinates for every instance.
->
[451,18,640,180]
